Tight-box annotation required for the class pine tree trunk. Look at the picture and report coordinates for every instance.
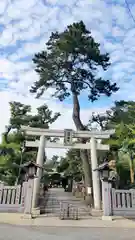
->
[129,157,134,184]
[130,165,134,184]
[4,126,12,143]
[72,93,93,205]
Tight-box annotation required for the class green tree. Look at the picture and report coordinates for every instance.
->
[44,155,59,171]
[4,101,60,142]
[89,101,135,130]
[0,101,60,184]
[90,101,135,185]
[57,149,83,181]
[57,157,69,173]
[30,21,118,202]
[51,155,59,168]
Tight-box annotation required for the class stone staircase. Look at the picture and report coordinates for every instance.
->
[40,188,103,218]
[40,191,60,216]
[41,192,91,218]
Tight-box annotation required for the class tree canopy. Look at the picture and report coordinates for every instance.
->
[0,101,60,185]
[30,21,118,202]
[30,21,118,102]
[57,149,83,181]
[90,100,135,185]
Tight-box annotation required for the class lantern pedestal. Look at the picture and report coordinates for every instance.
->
[102,179,112,216]
[24,178,34,215]
[32,177,41,209]
[22,178,41,217]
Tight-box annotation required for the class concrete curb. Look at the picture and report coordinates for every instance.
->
[0,213,135,228]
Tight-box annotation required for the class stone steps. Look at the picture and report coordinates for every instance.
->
[40,189,101,217]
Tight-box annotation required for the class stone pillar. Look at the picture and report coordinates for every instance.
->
[91,137,101,209]
[24,178,34,214]
[102,180,112,216]
[32,135,45,209]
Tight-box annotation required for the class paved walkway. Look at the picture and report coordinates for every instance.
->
[1,224,135,240]
[0,213,135,229]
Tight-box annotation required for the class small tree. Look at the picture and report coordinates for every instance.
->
[0,101,60,184]
[57,149,83,181]
[90,101,135,185]
[30,21,118,203]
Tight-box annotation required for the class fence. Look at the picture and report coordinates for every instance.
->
[111,188,135,216]
[102,180,135,217]
[0,181,30,213]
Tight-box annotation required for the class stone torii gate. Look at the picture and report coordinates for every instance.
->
[21,126,114,210]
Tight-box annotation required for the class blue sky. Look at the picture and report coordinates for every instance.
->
[0,0,135,157]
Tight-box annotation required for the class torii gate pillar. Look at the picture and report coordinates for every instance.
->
[91,137,101,210]
[32,135,45,209]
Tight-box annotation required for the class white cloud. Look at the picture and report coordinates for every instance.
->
[112,72,125,82]
[111,5,133,29]
[112,26,125,37]
[1,0,135,158]
[9,38,48,61]
[0,1,8,14]
[14,0,36,11]
[46,0,77,6]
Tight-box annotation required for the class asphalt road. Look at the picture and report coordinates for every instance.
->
[1,224,135,240]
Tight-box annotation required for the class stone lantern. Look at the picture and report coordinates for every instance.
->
[20,161,42,181]
[94,161,117,217]
[94,162,110,181]
[20,161,43,215]
[94,161,117,182]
